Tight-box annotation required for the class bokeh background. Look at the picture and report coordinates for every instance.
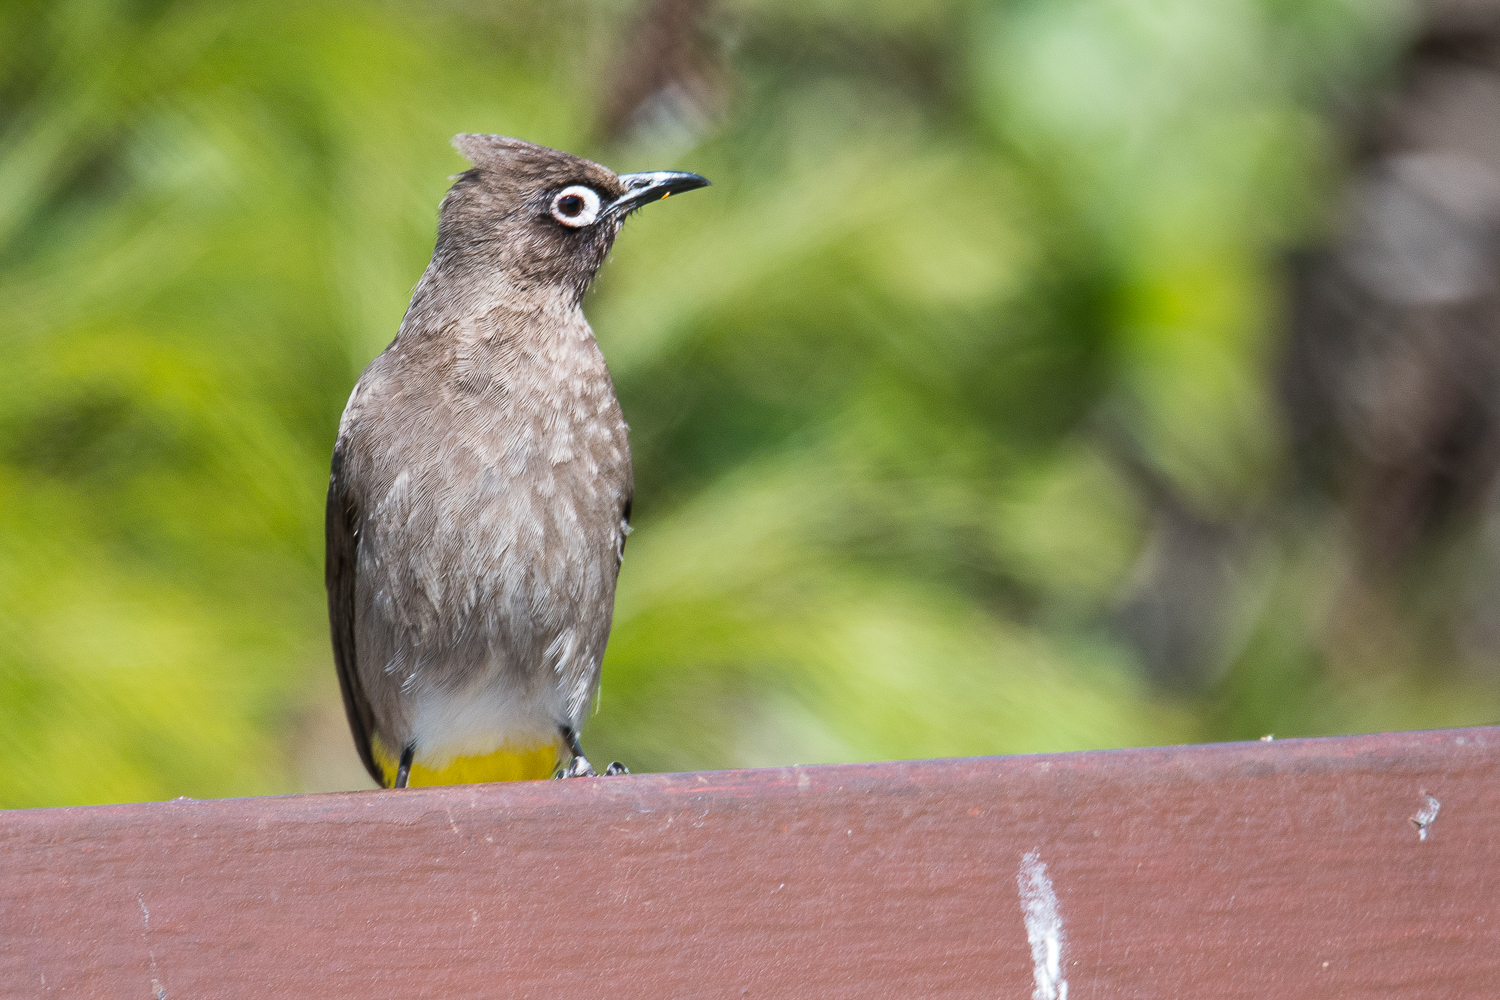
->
[6,0,1500,807]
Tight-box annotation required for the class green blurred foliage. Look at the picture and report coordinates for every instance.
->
[2,0,1492,808]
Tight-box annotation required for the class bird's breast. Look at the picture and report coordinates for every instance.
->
[352,316,630,658]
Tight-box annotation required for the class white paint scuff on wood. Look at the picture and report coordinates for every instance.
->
[1017,850,1068,1000]
[1411,792,1441,841]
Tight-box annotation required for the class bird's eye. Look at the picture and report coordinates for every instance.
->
[550,185,601,228]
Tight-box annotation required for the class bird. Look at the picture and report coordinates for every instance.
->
[325,134,709,789]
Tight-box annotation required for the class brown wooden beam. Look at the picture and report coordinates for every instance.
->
[3,727,1498,997]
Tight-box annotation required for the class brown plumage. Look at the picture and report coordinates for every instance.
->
[326,135,708,787]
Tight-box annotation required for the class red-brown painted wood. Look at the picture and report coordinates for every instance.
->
[3,728,1498,998]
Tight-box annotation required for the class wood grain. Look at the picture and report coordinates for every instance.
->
[3,727,1498,998]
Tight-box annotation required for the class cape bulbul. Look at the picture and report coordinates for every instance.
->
[326,135,708,788]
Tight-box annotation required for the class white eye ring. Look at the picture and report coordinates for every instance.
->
[550,185,601,227]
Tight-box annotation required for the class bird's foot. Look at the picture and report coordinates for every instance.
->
[557,755,597,779]
[555,726,628,778]
[554,757,630,778]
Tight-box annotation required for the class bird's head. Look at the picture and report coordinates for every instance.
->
[437,134,709,304]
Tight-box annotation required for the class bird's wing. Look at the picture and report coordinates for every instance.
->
[326,441,384,787]
[617,490,633,569]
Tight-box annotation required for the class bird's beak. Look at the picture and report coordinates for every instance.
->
[607,171,711,218]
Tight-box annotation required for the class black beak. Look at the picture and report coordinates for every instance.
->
[607,171,711,218]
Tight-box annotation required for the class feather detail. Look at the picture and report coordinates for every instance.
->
[372,735,559,786]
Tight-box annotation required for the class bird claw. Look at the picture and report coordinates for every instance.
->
[554,757,630,778]
[556,755,597,779]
